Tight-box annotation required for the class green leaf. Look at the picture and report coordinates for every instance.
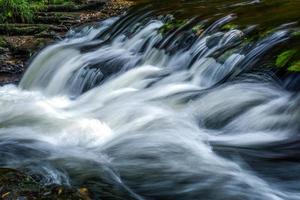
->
[275,50,297,68]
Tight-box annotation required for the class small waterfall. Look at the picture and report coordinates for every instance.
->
[1,8,300,200]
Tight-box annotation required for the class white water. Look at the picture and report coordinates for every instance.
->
[1,14,300,199]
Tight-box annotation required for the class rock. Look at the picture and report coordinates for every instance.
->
[44,1,106,12]
[0,24,68,36]
[0,168,91,200]
[0,47,9,54]
[0,0,134,85]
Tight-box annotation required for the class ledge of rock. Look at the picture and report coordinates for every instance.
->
[0,168,91,200]
[0,0,134,85]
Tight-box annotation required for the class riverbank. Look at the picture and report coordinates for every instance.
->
[0,1,134,197]
[0,0,133,85]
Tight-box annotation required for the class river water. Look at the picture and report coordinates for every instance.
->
[0,0,300,199]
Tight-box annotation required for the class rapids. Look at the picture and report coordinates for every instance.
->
[1,2,300,200]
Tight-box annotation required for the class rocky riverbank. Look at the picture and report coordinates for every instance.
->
[0,0,133,85]
[0,168,92,200]
[0,1,134,197]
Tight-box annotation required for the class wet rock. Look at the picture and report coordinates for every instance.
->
[0,47,9,54]
[0,0,134,85]
[44,1,107,12]
[0,168,91,200]
[0,24,68,36]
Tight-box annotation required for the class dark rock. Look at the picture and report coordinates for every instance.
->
[0,168,91,200]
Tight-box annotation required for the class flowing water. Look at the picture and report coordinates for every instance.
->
[1,0,300,199]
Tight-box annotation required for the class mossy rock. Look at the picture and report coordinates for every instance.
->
[275,49,297,68]
[0,168,91,200]
[274,48,300,71]
[0,36,7,47]
[288,60,300,72]
[159,19,188,34]
[192,24,204,36]
[221,23,238,31]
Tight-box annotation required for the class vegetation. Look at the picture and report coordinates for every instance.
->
[221,23,238,31]
[159,19,188,34]
[0,0,33,23]
[0,0,74,23]
[275,49,300,72]
[0,36,7,46]
[288,60,300,72]
[275,50,297,68]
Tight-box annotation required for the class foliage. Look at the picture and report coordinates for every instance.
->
[0,0,33,23]
[0,0,75,23]
[0,36,7,46]
[48,0,74,5]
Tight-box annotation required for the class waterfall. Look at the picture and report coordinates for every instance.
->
[1,10,300,200]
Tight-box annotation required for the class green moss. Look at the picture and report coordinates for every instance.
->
[0,168,91,199]
[275,49,297,68]
[288,60,300,72]
[292,30,300,37]
[221,23,238,31]
[259,28,275,39]
[0,37,7,47]
[192,24,204,32]
[192,24,204,35]
[159,19,188,34]
[0,0,33,23]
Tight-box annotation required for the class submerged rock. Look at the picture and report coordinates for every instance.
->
[0,168,91,200]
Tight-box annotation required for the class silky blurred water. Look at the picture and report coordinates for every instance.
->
[1,0,300,199]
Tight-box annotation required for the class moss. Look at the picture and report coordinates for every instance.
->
[30,1,47,11]
[292,29,300,37]
[192,24,204,36]
[288,60,300,72]
[0,168,91,200]
[0,36,7,47]
[159,19,188,34]
[221,23,238,31]
[275,49,297,68]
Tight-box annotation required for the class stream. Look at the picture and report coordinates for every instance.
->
[1,0,300,199]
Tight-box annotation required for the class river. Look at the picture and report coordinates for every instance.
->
[0,0,300,199]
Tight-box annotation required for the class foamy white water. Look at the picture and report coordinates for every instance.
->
[1,12,300,200]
